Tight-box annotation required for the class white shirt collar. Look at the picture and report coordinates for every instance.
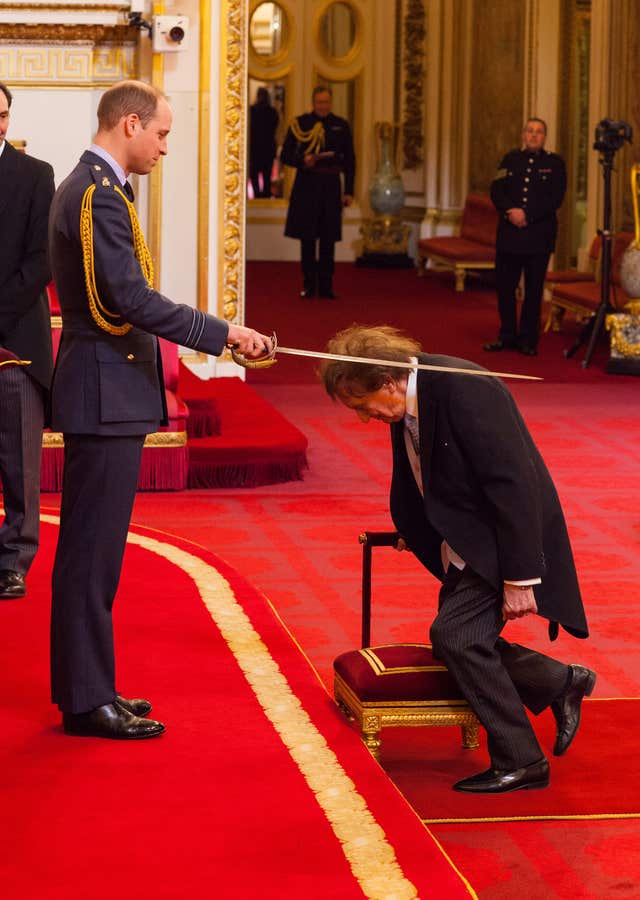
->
[0,140,6,160]
[89,143,127,186]
[405,358,418,418]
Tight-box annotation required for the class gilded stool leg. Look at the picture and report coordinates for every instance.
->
[550,304,565,332]
[461,722,480,750]
[454,267,465,292]
[362,714,382,759]
[417,252,426,277]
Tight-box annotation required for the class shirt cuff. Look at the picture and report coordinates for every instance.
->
[504,578,542,587]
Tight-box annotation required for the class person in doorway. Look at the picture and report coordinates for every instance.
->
[248,86,279,199]
[0,80,55,601]
[321,324,595,793]
[281,86,355,299]
[484,118,566,356]
[49,79,273,740]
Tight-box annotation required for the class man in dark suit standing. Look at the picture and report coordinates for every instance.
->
[321,325,595,793]
[281,86,355,299]
[248,86,279,198]
[0,81,55,600]
[485,118,566,356]
[49,80,273,740]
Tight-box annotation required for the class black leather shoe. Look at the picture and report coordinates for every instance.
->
[483,339,516,352]
[453,757,550,793]
[0,570,26,599]
[63,703,165,739]
[518,343,538,356]
[115,694,152,717]
[551,664,596,756]
[300,289,316,299]
[319,291,338,299]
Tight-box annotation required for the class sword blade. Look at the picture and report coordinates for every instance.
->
[275,346,542,381]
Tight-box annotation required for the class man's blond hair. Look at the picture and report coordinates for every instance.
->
[320,325,421,399]
[97,80,166,131]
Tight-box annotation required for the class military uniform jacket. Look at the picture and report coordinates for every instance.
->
[49,151,229,435]
[0,141,55,389]
[389,353,588,639]
[281,112,355,241]
[491,148,566,255]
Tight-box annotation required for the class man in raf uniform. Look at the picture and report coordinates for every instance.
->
[484,118,566,356]
[0,81,55,600]
[281,86,355,299]
[49,80,272,740]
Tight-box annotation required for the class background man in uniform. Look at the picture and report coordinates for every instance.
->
[0,81,55,600]
[49,80,272,740]
[281,86,355,299]
[321,324,595,793]
[248,86,279,199]
[484,118,566,356]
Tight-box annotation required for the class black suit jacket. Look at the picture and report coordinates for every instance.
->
[389,353,588,639]
[491,148,566,255]
[49,151,229,436]
[0,141,55,388]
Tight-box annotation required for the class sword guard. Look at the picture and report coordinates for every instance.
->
[228,332,278,369]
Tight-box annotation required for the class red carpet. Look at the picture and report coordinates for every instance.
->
[0,515,474,900]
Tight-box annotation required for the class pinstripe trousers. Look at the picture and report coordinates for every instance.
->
[0,366,45,575]
[430,564,570,770]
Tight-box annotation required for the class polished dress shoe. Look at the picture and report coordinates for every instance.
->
[518,343,538,356]
[0,570,26,599]
[300,288,316,299]
[115,693,152,717]
[483,339,516,352]
[63,702,165,739]
[551,664,596,756]
[453,757,550,793]
[319,290,338,299]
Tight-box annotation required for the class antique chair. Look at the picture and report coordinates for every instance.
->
[333,532,480,759]
[416,193,498,291]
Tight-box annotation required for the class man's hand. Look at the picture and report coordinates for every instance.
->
[303,154,317,168]
[394,537,407,552]
[507,208,527,228]
[226,325,273,359]
[343,194,354,207]
[502,584,538,621]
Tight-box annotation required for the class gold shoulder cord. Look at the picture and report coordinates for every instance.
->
[289,118,325,155]
[80,184,155,336]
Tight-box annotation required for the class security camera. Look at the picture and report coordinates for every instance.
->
[152,15,189,52]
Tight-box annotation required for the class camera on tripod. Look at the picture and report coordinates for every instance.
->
[593,118,633,154]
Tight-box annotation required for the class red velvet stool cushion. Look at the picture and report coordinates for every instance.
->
[417,237,496,262]
[334,644,465,703]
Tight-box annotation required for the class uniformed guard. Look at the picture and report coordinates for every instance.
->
[281,86,356,299]
[48,80,273,740]
[484,117,567,356]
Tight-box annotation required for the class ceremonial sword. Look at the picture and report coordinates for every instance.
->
[229,335,542,382]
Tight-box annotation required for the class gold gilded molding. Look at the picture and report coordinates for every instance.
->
[218,0,245,325]
[43,431,187,447]
[197,0,210,319]
[401,0,425,171]
[0,23,136,41]
[0,44,135,84]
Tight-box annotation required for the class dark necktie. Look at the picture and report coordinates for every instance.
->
[404,413,420,454]
[122,180,135,202]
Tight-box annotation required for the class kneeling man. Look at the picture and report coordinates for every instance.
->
[320,324,595,793]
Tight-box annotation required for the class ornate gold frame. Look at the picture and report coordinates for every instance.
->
[314,0,363,70]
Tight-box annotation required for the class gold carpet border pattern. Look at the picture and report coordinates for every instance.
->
[126,529,423,900]
[36,511,431,900]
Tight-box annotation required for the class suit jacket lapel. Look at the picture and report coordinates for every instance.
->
[0,141,19,219]
[416,366,436,482]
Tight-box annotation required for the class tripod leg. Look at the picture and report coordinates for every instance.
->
[564,315,594,359]
[582,297,609,368]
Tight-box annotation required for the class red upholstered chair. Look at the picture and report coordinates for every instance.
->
[333,532,479,759]
[416,193,498,291]
[543,235,601,331]
[546,232,634,331]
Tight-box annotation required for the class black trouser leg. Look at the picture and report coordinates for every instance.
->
[519,252,551,348]
[300,240,317,294]
[430,567,553,770]
[0,368,44,575]
[318,239,336,296]
[496,638,569,714]
[495,252,523,343]
[51,433,145,714]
